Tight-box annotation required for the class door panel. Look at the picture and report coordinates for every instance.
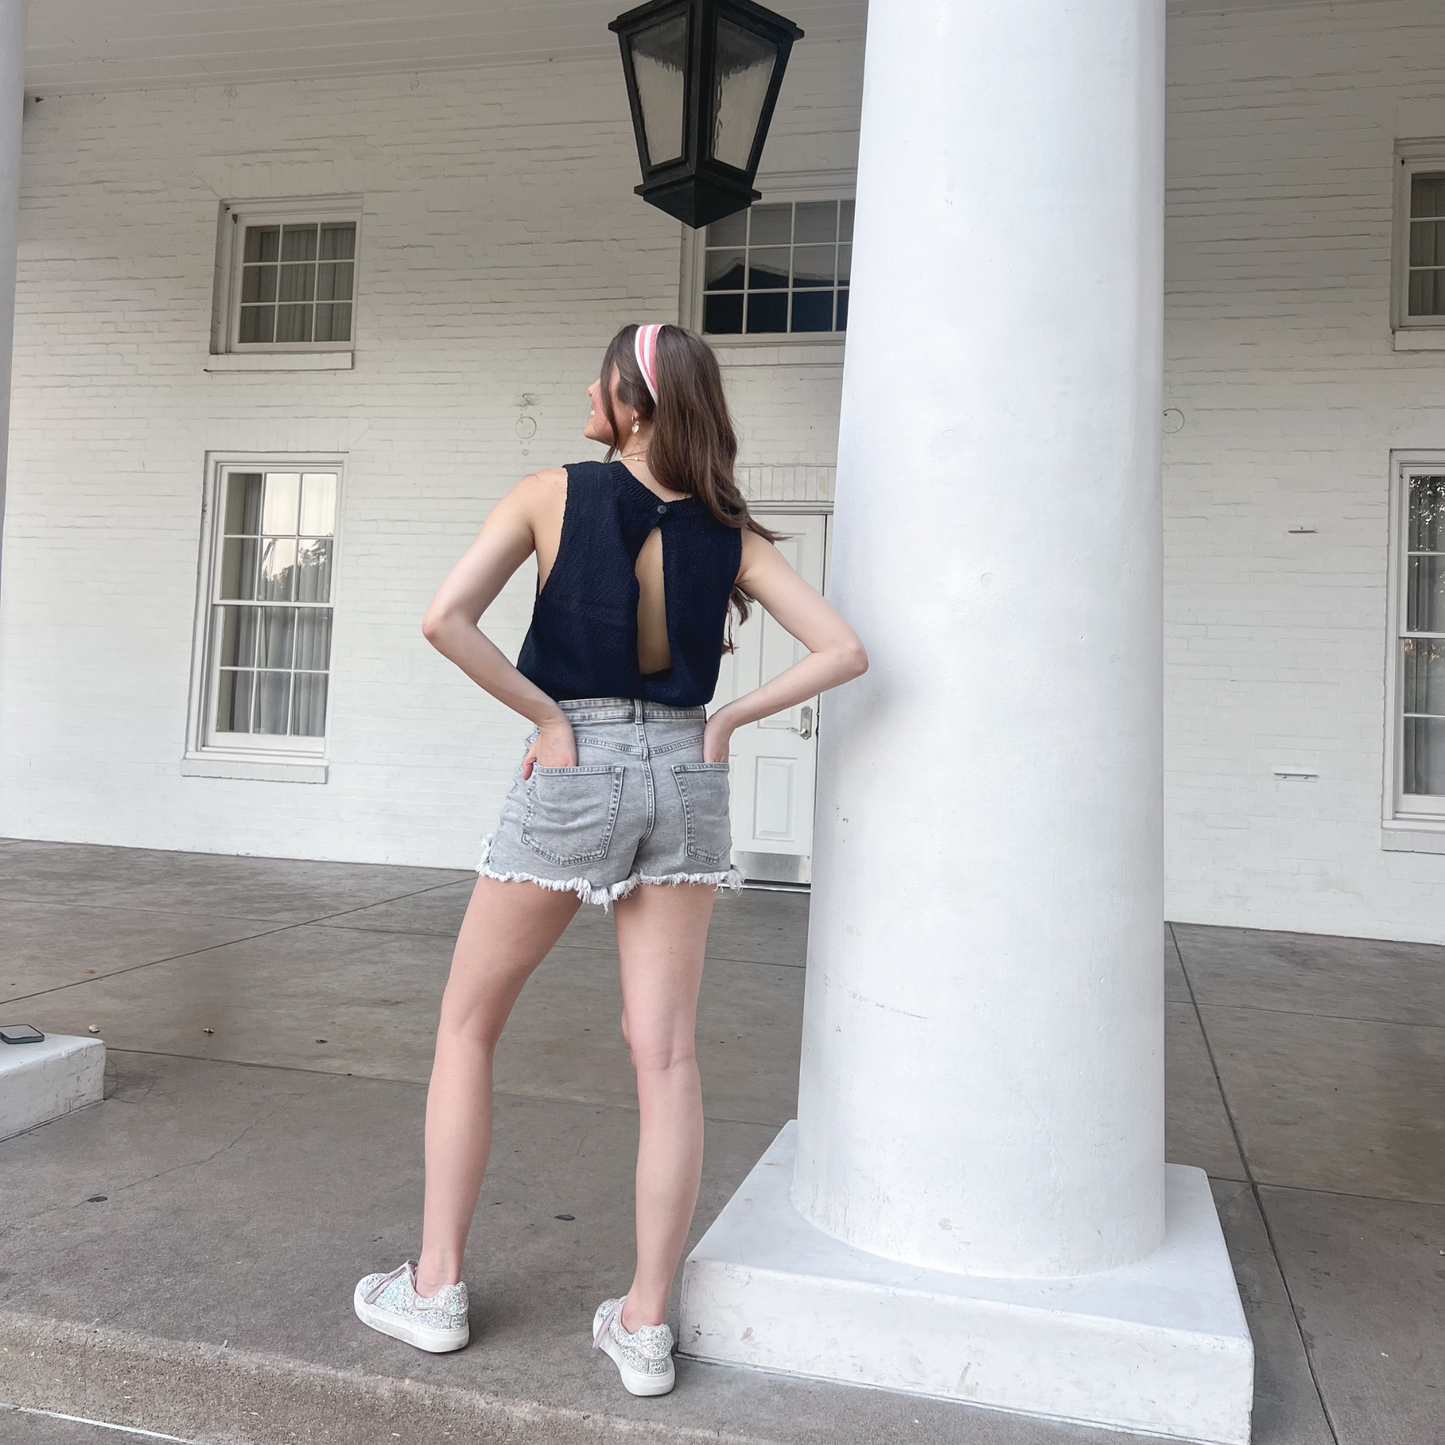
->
[713,513,827,881]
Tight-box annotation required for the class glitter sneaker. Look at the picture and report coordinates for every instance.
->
[353,1260,469,1353]
[591,1296,676,1396]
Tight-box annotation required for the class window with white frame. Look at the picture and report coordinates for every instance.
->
[1392,142,1445,337]
[1386,456,1445,824]
[193,461,342,759]
[695,197,853,337]
[215,199,361,352]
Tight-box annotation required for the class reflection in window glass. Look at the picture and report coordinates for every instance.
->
[238,221,356,346]
[702,199,850,336]
[1402,474,1445,796]
[211,467,339,742]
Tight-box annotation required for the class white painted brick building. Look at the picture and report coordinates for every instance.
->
[2,0,1444,943]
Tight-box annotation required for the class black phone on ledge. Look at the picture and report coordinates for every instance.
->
[0,1024,45,1045]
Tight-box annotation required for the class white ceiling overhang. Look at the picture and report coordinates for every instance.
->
[23,0,1396,96]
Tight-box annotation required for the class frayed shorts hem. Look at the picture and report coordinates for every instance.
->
[476,835,742,909]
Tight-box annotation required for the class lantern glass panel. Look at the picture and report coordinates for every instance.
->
[629,15,689,167]
[711,16,777,170]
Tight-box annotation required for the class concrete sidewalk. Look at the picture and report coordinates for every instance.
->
[1,838,1440,1444]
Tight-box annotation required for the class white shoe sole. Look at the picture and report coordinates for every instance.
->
[354,1288,469,1353]
[597,1328,676,1396]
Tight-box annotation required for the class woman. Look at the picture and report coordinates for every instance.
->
[353,322,867,1396]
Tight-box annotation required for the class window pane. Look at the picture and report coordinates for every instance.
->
[319,223,356,261]
[215,669,253,733]
[291,672,329,738]
[218,538,259,600]
[793,201,838,245]
[1409,475,1445,552]
[1411,174,1445,220]
[314,302,352,343]
[299,473,338,535]
[258,606,296,669]
[1408,269,1445,316]
[1406,555,1445,632]
[1410,220,1444,268]
[705,249,746,291]
[259,538,298,601]
[1403,638,1445,715]
[243,226,280,263]
[703,293,744,334]
[279,263,315,303]
[316,260,354,302]
[791,290,835,332]
[254,672,292,734]
[837,288,849,330]
[749,204,791,246]
[792,244,835,288]
[262,473,301,533]
[711,17,776,170]
[707,212,747,247]
[281,224,318,262]
[839,199,855,243]
[295,538,334,602]
[629,14,688,166]
[238,306,275,343]
[223,473,263,535]
[746,292,787,333]
[837,243,852,285]
[747,247,789,289]
[215,604,259,668]
[294,609,333,670]
[241,265,278,303]
[276,304,313,342]
[1403,716,1445,795]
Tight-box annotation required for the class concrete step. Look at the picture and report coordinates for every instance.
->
[0,1310,775,1445]
[0,1033,104,1141]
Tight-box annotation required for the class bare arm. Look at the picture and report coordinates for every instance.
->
[704,529,868,763]
[421,470,577,772]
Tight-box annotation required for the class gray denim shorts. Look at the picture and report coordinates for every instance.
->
[478,697,743,907]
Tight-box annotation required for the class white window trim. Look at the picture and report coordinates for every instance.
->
[1381,449,1445,850]
[1391,140,1445,349]
[181,451,347,784]
[679,168,854,356]
[209,195,363,367]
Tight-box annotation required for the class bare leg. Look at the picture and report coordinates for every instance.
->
[415,876,580,1297]
[612,881,716,1331]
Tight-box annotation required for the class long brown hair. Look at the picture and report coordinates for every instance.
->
[598,323,779,630]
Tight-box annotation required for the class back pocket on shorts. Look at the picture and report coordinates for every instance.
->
[522,765,625,866]
[671,762,733,866]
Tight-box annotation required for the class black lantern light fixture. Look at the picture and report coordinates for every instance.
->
[609,0,804,229]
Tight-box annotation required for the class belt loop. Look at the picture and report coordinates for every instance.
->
[633,698,643,724]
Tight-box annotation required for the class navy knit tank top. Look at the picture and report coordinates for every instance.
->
[516,460,744,707]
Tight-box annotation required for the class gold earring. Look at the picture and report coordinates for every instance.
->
[631,420,640,435]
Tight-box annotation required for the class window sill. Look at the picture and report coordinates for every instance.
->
[181,753,328,784]
[1381,819,1445,853]
[205,352,355,372]
[708,339,846,367]
[1391,330,1445,351]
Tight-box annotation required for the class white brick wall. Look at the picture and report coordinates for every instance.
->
[1163,0,1445,942]
[7,7,1445,946]
[0,46,858,870]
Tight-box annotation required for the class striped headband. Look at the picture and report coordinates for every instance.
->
[634,323,662,404]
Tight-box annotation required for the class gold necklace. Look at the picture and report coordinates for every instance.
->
[619,450,648,463]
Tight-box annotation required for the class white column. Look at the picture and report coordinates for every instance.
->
[792,0,1166,1279]
[0,0,25,585]
[681,4,1254,1439]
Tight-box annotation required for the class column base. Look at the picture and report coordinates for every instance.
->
[679,1122,1253,1445]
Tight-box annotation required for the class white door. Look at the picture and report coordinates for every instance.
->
[713,512,828,883]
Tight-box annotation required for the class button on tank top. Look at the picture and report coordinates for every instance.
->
[516,460,744,707]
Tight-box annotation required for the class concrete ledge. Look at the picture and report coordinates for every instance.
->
[0,1034,105,1141]
[679,1122,1254,1445]
[0,1311,772,1445]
